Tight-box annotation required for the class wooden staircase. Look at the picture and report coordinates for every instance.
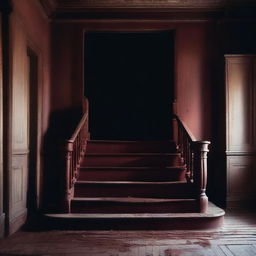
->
[46,140,224,230]
[72,140,197,214]
[45,99,225,230]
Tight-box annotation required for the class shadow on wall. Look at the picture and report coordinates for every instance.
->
[42,106,83,213]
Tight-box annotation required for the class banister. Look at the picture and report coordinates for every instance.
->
[63,98,89,213]
[173,114,197,142]
[68,112,89,143]
[172,114,210,213]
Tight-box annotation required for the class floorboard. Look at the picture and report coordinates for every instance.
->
[0,210,255,256]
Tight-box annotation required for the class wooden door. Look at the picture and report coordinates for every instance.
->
[7,15,30,235]
[225,55,256,208]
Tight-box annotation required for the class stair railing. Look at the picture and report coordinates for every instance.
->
[172,114,210,213]
[63,98,89,213]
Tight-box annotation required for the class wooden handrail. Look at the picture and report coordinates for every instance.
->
[172,114,210,213]
[63,98,89,213]
[68,112,88,143]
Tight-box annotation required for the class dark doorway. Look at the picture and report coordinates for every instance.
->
[27,48,38,217]
[84,31,174,140]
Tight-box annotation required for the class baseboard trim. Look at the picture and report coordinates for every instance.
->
[8,209,27,235]
[0,213,5,238]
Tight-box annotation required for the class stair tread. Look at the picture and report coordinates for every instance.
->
[72,197,196,203]
[85,153,180,156]
[76,180,188,185]
[88,140,176,144]
[46,203,225,219]
[79,166,185,170]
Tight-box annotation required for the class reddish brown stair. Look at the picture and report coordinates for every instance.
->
[46,140,225,230]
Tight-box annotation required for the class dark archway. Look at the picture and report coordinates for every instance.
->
[84,31,174,140]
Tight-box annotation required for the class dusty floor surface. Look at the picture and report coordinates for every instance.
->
[0,211,255,256]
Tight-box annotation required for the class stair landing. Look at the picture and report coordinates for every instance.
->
[45,202,224,230]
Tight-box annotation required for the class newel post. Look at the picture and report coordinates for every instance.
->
[63,141,73,213]
[193,141,210,213]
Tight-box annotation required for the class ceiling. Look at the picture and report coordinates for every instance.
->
[40,0,256,20]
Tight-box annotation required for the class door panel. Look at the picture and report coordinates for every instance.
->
[225,55,256,208]
[8,15,29,234]
[226,57,254,152]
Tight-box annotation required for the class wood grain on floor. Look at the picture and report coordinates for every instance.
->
[0,211,255,256]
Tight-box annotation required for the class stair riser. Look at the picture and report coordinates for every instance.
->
[74,183,195,198]
[71,201,197,213]
[87,142,177,153]
[82,156,182,167]
[78,169,185,181]
[45,216,224,230]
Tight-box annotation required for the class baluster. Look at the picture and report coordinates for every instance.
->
[79,132,81,158]
[183,134,186,166]
[63,100,89,213]
[185,137,188,176]
[180,126,182,152]
[178,126,181,151]
[70,155,73,187]
[72,146,75,181]
[188,142,192,182]
[64,142,73,213]
[76,138,79,164]
[187,140,191,177]
[180,128,183,157]
[193,141,210,213]
[74,139,77,178]
[186,137,189,168]
[191,149,194,182]
[74,140,77,176]
[172,117,178,143]
[183,131,186,160]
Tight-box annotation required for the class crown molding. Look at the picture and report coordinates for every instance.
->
[39,0,256,20]
[55,0,226,9]
[50,0,256,9]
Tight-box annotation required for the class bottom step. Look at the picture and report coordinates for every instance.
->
[45,202,225,230]
[71,197,197,213]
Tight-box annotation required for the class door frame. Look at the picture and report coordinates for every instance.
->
[3,9,44,235]
[0,11,5,239]
[83,27,176,104]
[83,28,176,141]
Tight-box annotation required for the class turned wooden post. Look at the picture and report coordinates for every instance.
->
[64,141,73,213]
[193,141,210,213]
[172,117,178,143]
[172,101,178,143]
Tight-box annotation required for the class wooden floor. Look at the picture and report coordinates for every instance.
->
[0,210,255,256]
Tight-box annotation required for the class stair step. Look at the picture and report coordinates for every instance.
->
[71,197,197,213]
[45,202,225,230]
[81,153,182,167]
[87,140,177,153]
[78,166,186,181]
[74,181,196,198]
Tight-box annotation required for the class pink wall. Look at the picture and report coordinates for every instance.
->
[12,0,51,135]
[51,21,217,140]
[176,23,217,140]
[51,23,84,111]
